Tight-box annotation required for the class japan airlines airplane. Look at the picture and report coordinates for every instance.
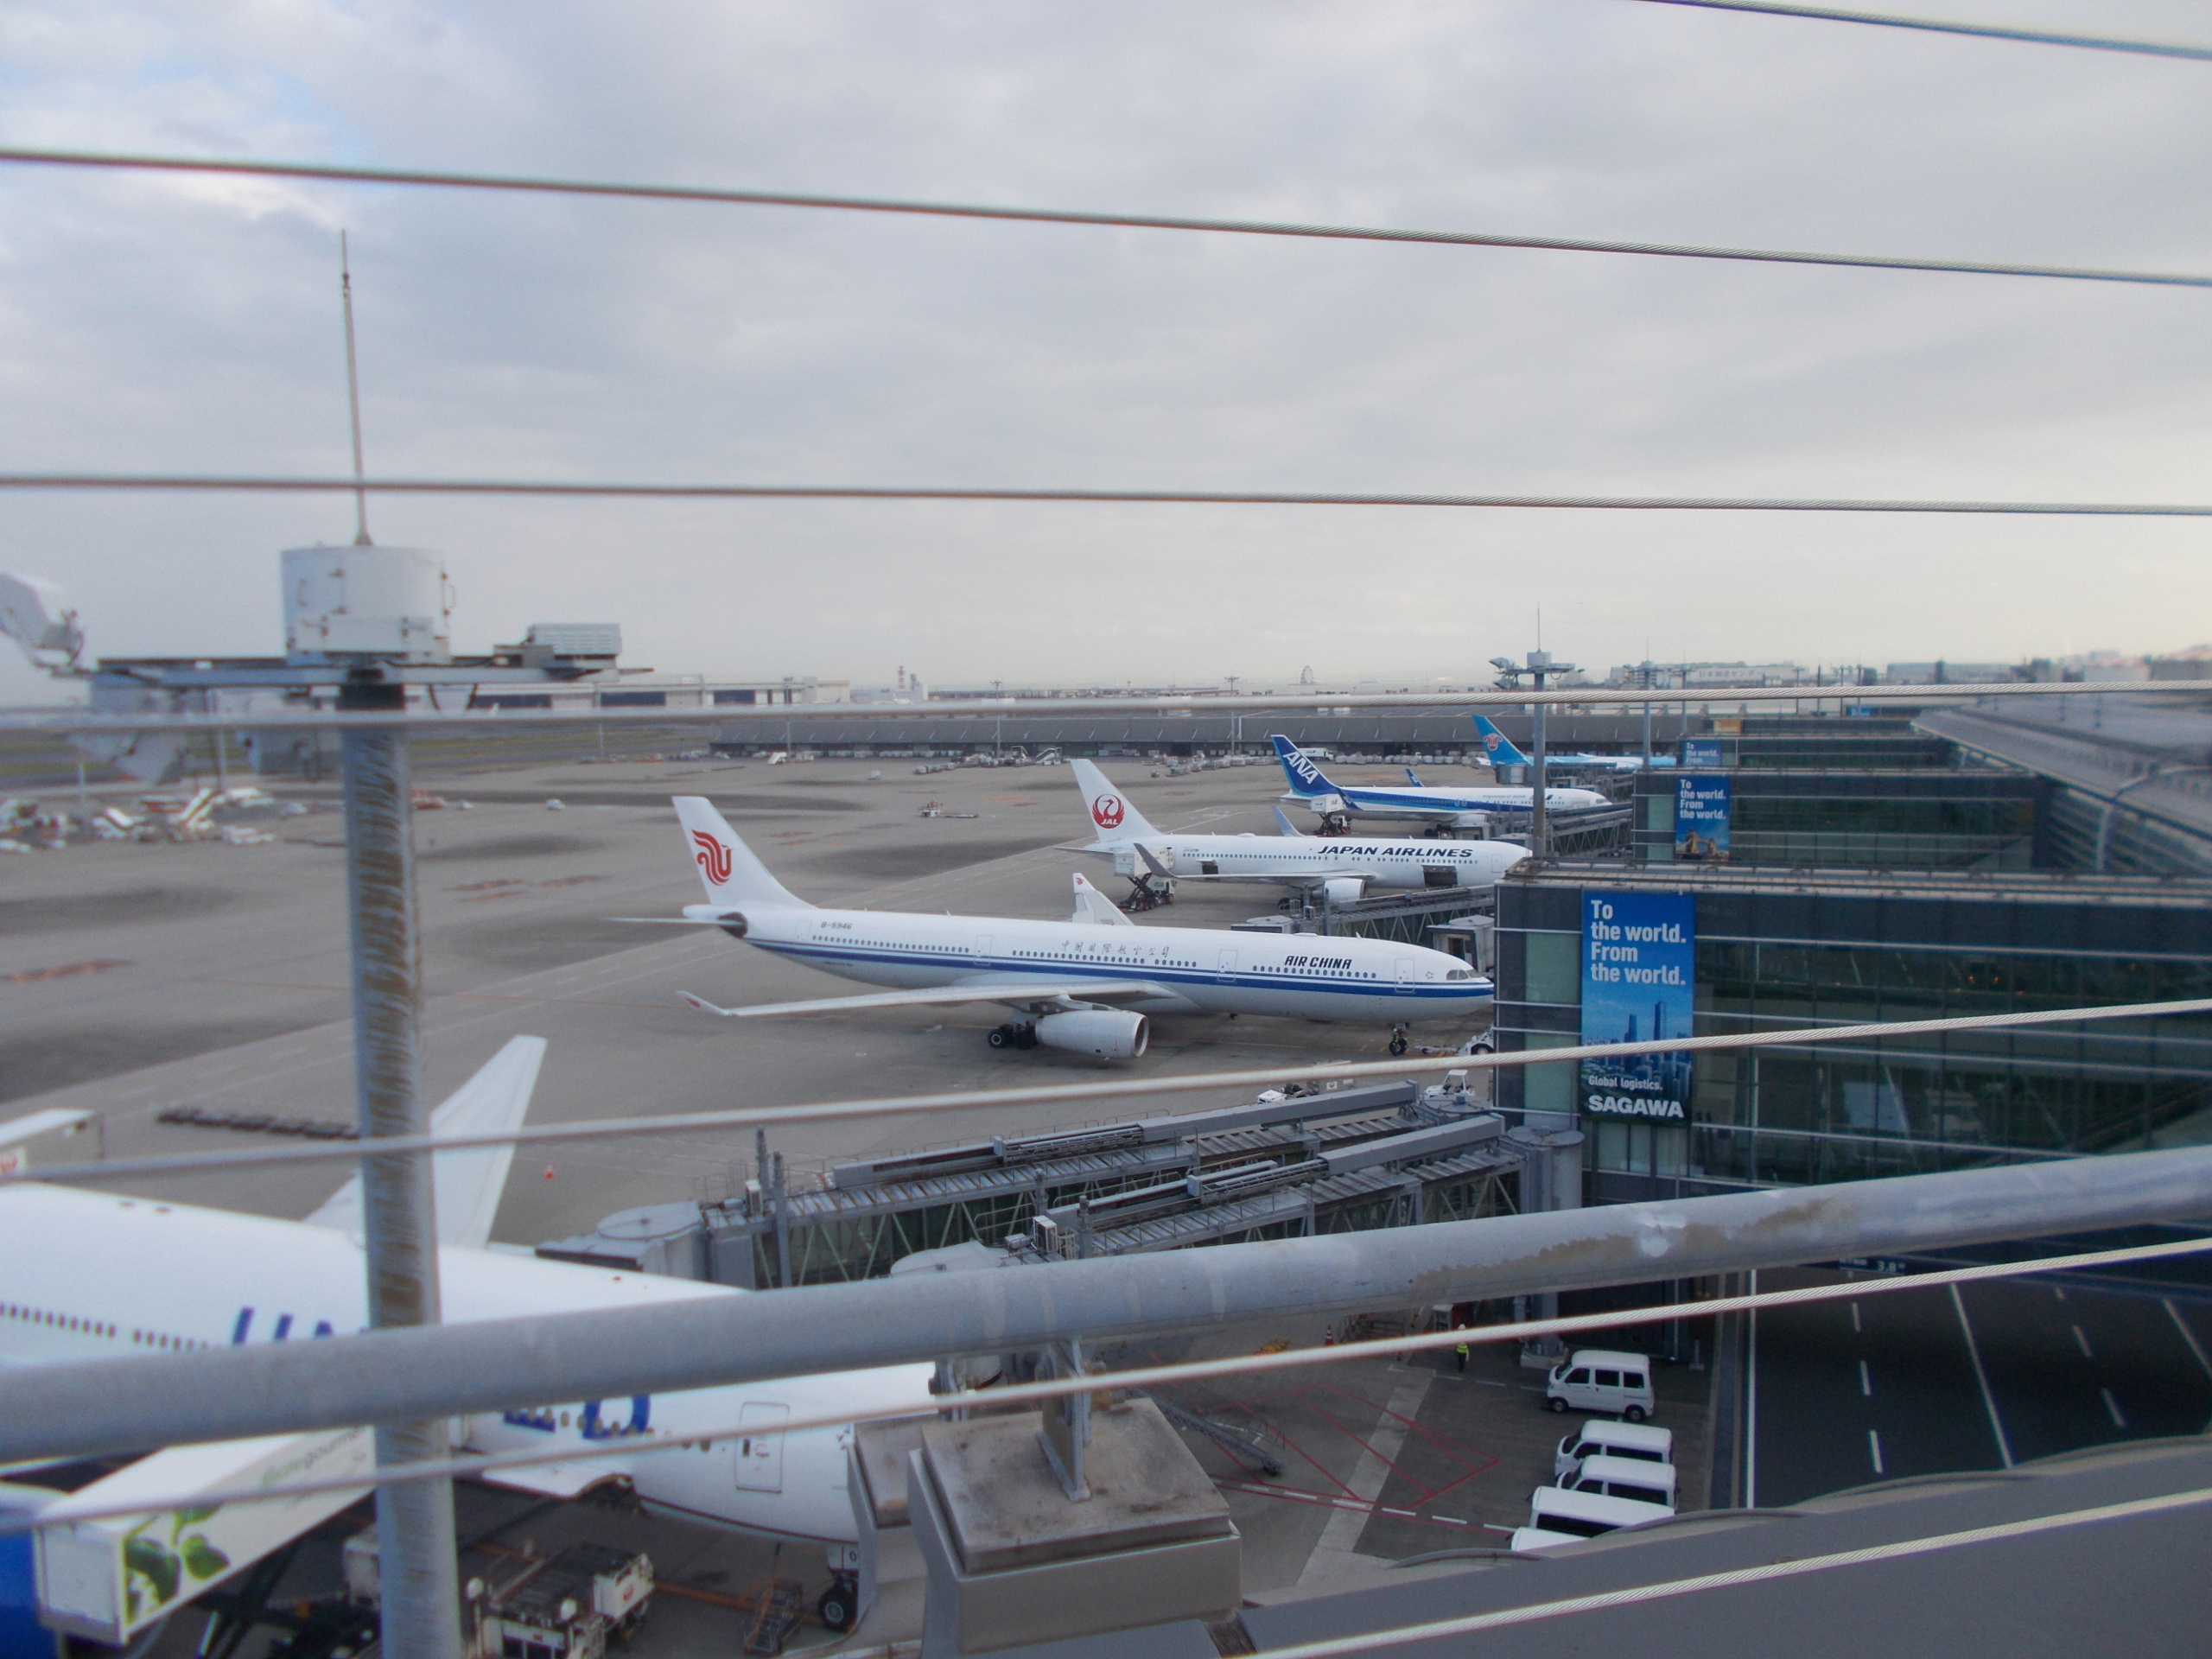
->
[1067,760,1524,908]
[0,1039,926,1643]
[1473,715,1671,773]
[1270,735,1608,831]
[664,798,1490,1057]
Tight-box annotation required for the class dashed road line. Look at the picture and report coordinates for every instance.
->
[1951,1283,2014,1470]
[2101,1388,2128,1429]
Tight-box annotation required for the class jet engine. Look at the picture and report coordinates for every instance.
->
[1321,877,1366,906]
[1034,1008,1150,1059]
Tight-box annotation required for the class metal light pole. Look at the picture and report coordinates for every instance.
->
[1523,650,1574,861]
[339,687,461,1659]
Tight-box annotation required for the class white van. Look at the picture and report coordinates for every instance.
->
[1554,1419,1674,1482]
[1544,1348,1656,1421]
[1511,1484,1673,1550]
[1559,1453,1677,1511]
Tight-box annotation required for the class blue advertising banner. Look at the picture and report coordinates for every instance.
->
[1675,774,1732,861]
[1679,737,1726,768]
[1581,891,1695,1122]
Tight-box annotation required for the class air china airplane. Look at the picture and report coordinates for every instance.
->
[0,1039,925,1641]
[1270,735,1608,831]
[1067,760,1525,908]
[1473,715,1671,774]
[664,798,1490,1058]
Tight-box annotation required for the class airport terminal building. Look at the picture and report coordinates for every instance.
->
[1491,863,2212,1202]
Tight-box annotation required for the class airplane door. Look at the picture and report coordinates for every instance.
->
[1216,948,1238,983]
[733,1402,788,1492]
[970,934,994,963]
[1394,957,1415,993]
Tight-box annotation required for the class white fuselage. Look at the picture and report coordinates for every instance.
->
[1291,780,1611,823]
[1089,832,1525,892]
[699,904,1492,1023]
[0,1185,929,1545]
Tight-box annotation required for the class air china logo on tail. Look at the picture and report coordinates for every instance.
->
[1091,795,1126,830]
[690,829,734,886]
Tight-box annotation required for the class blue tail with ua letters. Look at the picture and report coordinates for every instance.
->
[1473,715,1532,768]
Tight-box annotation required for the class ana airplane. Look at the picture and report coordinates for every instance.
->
[0,1039,926,1643]
[1067,760,1524,909]
[1270,735,1608,832]
[664,798,1491,1057]
[1472,715,1671,774]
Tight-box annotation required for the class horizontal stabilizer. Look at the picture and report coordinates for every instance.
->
[680,977,1167,1020]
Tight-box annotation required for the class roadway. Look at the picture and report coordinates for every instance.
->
[1749,1264,2212,1507]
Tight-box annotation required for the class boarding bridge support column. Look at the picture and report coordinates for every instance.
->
[1508,1126,1585,1363]
[340,690,462,1659]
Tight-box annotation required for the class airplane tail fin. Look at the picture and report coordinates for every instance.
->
[672,796,811,909]
[1271,804,1304,837]
[1269,734,1340,798]
[1403,766,1424,786]
[1071,872,1135,927]
[1473,715,1532,768]
[1070,760,1158,843]
[305,1034,546,1249]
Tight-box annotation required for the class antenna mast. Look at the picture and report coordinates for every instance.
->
[340,232,372,546]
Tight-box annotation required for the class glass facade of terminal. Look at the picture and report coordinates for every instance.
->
[1631,770,2046,870]
[1493,867,2212,1200]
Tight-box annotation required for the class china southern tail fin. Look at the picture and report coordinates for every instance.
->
[1473,715,1532,768]
[1269,734,1342,798]
[306,1034,545,1249]
[672,796,812,909]
[1071,760,1160,844]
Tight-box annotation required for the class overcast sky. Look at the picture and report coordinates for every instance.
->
[2,0,2208,702]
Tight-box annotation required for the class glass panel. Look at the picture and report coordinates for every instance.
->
[1525,932,1580,1005]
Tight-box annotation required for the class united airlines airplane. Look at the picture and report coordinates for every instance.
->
[1473,715,1671,773]
[1067,760,1524,908]
[1270,735,1608,831]
[665,798,1490,1057]
[0,1040,925,1642]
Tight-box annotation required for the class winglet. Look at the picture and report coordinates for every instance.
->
[1271,805,1303,838]
[304,1034,546,1249]
[680,991,740,1017]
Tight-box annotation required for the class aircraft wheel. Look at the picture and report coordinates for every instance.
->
[1014,1024,1039,1050]
[988,1026,1013,1049]
[817,1580,858,1633]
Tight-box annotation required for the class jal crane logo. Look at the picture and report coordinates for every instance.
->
[690,828,734,887]
[1090,794,1126,830]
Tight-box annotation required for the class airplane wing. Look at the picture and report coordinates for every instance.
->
[475,1459,634,1500]
[1271,806,1303,837]
[678,978,1169,1020]
[305,1035,546,1249]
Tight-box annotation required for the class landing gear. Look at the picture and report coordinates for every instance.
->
[988,1024,1039,1051]
[817,1577,858,1633]
[1320,813,1351,836]
[1389,1026,1410,1058]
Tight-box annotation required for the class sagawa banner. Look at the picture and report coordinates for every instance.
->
[1580,891,1695,1122]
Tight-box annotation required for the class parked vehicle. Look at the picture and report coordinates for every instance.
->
[1553,1419,1674,1481]
[1510,1484,1673,1551]
[1544,1348,1655,1420]
[1558,1453,1677,1511]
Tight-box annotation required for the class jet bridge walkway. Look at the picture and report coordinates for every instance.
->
[538,1080,1525,1288]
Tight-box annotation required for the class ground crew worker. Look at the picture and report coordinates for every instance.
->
[1455,1330,1470,1373]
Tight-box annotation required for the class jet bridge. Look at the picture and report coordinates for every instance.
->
[538,1080,1528,1288]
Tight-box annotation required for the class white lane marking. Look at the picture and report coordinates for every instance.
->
[1850,1301,1861,1334]
[1295,1368,1434,1586]
[2053,1286,2066,1301]
[1951,1282,2014,1470]
[1745,1269,1759,1509]
[1859,1359,1872,1398]
[1433,1516,1469,1527]
[1868,1429,1885,1476]
[2072,1324,2094,1359]
[2102,1388,2128,1429]
[2162,1299,2212,1389]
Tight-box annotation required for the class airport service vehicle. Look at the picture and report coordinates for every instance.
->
[1545,1348,1656,1420]
[1472,715,1672,774]
[1270,736,1607,832]
[0,1039,925,1644]
[1553,1419,1675,1481]
[1067,760,1525,909]
[1510,1485,1674,1552]
[662,798,1491,1058]
[1558,1453,1677,1511]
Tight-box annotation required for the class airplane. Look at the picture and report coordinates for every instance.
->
[1472,715,1672,774]
[1269,735,1608,833]
[0,1038,927,1643]
[1066,759,1525,910]
[662,798,1491,1058]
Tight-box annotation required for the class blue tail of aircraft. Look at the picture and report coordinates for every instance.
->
[1473,715,1532,768]
[1269,734,1341,798]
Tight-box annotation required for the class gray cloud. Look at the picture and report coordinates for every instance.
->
[1,0,2207,704]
